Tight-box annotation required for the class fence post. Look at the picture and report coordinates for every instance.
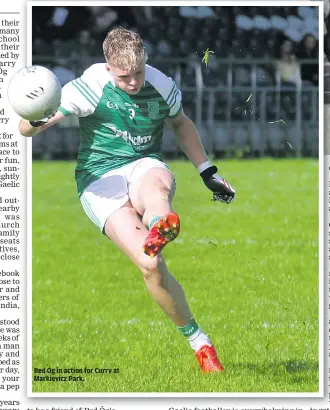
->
[207,90,215,158]
[227,62,233,145]
[295,79,302,158]
[250,64,257,151]
[260,90,267,156]
[275,70,281,121]
[195,60,203,132]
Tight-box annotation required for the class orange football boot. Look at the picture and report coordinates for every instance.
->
[195,345,225,373]
[143,212,180,257]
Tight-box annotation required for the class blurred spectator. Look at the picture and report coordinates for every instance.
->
[296,33,318,85]
[33,37,53,63]
[275,38,301,85]
[50,7,93,41]
[87,6,118,39]
[33,6,92,44]
[51,30,99,82]
[143,27,161,58]
[70,30,99,62]
[86,7,137,40]
[51,38,76,85]
[132,6,154,27]
[157,39,172,57]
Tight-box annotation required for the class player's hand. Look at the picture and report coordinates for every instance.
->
[200,165,235,204]
[29,112,55,127]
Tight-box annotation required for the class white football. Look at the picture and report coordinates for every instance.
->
[7,65,62,121]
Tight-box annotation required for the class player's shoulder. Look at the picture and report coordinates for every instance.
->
[145,64,168,80]
[146,65,176,87]
[60,63,112,116]
[145,64,179,96]
[79,63,114,89]
[62,63,113,104]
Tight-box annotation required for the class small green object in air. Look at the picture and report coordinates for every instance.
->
[202,48,215,66]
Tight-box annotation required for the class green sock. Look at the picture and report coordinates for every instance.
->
[177,318,199,337]
[148,215,162,230]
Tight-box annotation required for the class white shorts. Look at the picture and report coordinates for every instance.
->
[80,157,172,231]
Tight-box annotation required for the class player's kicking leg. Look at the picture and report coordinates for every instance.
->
[127,161,224,372]
[104,201,224,373]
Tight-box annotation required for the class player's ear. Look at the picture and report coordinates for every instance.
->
[105,64,111,72]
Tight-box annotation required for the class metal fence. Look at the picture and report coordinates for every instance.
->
[32,56,319,159]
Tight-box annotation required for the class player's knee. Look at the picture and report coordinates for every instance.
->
[151,169,175,194]
[154,178,172,196]
[139,256,164,283]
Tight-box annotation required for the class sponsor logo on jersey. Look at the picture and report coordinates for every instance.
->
[130,135,152,145]
[105,124,153,151]
[124,102,139,108]
[147,101,159,119]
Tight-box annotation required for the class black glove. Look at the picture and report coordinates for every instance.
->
[29,119,48,127]
[29,111,56,127]
[200,165,235,204]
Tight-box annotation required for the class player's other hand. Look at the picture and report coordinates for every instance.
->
[200,165,235,204]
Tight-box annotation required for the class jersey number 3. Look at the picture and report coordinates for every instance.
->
[128,109,135,120]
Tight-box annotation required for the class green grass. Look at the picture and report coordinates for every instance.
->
[32,159,319,393]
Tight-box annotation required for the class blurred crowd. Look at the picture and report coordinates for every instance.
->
[32,5,319,87]
[276,34,318,86]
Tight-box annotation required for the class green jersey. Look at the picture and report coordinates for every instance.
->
[58,63,182,195]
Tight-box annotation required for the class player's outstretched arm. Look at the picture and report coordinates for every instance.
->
[166,111,235,204]
[18,110,65,138]
[166,111,208,168]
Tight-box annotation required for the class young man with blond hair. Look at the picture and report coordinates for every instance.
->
[20,27,235,373]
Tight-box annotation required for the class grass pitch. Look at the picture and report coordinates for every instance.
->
[32,159,319,393]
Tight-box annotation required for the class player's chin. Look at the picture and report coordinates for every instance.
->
[126,87,141,95]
